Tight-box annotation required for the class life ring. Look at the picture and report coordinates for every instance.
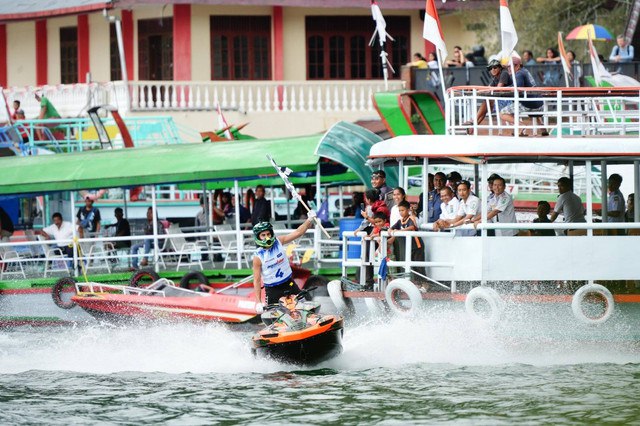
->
[364,297,387,316]
[384,278,423,316]
[129,269,160,288]
[180,271,209,289]
[51,277,77,310]
[571,283,615,325]
[465,286,504,324]
[327,280,354,315]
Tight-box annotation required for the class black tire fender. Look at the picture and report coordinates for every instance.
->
[130,269,161,288]
[180,271,209,289]
[51,277,77,310]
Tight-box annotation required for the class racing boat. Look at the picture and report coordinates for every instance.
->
[251,288,343,365]
[68,266,312,324]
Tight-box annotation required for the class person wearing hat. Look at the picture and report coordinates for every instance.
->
[371,170,394,210]
[463,59,512,133]
[76,195,101,238]
[499,56,544,135]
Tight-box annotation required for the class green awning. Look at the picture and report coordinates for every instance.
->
[317,121,398,187]
[0,134,322,196]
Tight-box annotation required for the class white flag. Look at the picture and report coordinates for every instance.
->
[499,0,518,59]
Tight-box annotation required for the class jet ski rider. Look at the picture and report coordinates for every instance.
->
[252,210,316,309]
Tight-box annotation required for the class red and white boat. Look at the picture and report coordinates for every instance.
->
[69,267,312,324]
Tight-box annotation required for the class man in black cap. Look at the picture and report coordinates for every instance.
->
[371,170,394,210]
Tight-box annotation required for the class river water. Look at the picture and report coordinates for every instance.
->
[1,311,639,424]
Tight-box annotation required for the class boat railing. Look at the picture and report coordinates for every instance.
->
[0,227,321,279]
[74,281,169,296]
[8,115,197,154]
[325,223,640,290]
[446,86,640,137]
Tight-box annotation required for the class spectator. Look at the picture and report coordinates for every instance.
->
[532,200,555,236]
[625,193,635,223]
[195,197,208,229]
[427,52,439,68]
[37,212,74,262]
[76,196,101,238]
[462,59,512,132]
[356,191,389,289]
[0,206,15,241]
[213,192,234,222]
[474,176,517,236]
[522,50,536,66]
[371,211,391,257]
[371,170,394,210]
[609,35,634,63]
[389,187,407,228]
[499,56,544,135]
[388,200,425,285]
[446,171,463,196]
[446,46,466,67]
[360,188,390,228]
[433,187,460,232]
[229,193,251,224]
[448,180,480,236]
[105,207,131,249]
[251,185,271,225]
[418,172,445,223]
[426,52,441,88]
[407,52,428,68]
[549,177,586,231]
[605,173,625,235]
[131,207,163,269]
[343,191,364,218]
[11,100,25,121]
[566,50,582,82]
[34,92,61,140]
[536,48,561,86]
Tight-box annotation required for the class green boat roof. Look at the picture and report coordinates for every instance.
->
[0,135,323,196]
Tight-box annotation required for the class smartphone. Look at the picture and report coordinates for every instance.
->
[360,203,365,211]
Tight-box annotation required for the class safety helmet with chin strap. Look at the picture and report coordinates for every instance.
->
[253,222,275,248]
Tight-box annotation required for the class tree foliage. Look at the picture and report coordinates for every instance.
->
[460,0,631,61]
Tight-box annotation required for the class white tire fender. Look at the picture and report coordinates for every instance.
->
[571,283,615,325]
[384,278,422,316]
[465,287,504,325]
[327,280,351,314]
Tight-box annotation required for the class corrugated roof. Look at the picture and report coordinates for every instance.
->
[0,0,113,22]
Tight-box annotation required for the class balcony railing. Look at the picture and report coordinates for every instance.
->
[2,79,404,119]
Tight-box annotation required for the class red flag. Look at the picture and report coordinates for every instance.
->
[588,34,611,86]
[557,32,572,78]
[422,0,447,58]
[499,0,518,59]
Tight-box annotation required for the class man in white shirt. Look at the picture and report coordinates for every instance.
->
[433,187,460,231]
[549,177,586,234]
[474,176,517,236]
[37,212,75,260]
[442,181,479,236]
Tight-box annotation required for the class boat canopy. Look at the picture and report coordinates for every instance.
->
[369,135,640,165]
[0,134,323,196]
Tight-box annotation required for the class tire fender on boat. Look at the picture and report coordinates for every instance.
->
[384,278,422,316]
[129,269,160,288]
[327,280,354,315]
[571,283,615,325]
[51,277,77,310]
[180,271,209,289]
[465,287,504,325]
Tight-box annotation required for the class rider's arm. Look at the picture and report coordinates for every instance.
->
[252,256,262,303]
[278,215,314,245]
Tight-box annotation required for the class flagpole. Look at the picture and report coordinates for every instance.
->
[435,49,447,106]
[509,57,519,137]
